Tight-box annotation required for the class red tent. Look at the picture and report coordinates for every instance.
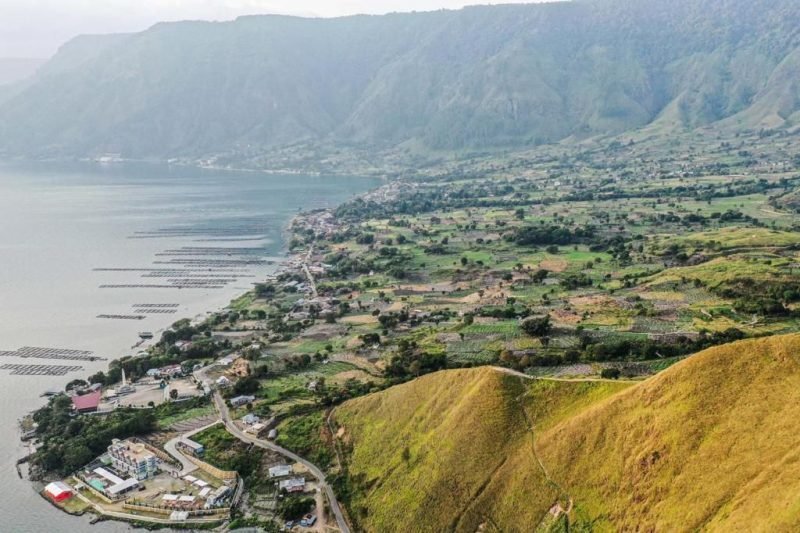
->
[44,482,73,503]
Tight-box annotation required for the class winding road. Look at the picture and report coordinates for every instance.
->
[163,420,221,475]
[192,363,350,532]
[211,392,350,532]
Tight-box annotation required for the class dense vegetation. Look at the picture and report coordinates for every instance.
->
[30,395,156,476]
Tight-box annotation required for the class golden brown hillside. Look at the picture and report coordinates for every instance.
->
[333,334,800,532]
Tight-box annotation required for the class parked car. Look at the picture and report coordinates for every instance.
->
[300,513,317,527]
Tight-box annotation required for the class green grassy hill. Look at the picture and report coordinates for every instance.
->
[334,334,800,532]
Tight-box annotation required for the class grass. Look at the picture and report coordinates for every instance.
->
[334,334,800,531]
[156,404,216,429]
[275,411,333,470]
[660,227,800,252]
[334,367,629,532]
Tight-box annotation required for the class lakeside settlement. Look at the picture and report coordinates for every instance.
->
[21,133,800,531]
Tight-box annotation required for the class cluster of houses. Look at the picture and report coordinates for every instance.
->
[169,474,232,509]
[146,364,184,379]
[286,295,336,321]
[293,210,339,239]
[268,464,306,494]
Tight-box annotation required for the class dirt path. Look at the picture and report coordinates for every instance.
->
[493,366,639,384]
[302,246,318,297]
[512,377,574,526]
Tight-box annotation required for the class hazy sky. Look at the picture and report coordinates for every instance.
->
[0,0,545,58]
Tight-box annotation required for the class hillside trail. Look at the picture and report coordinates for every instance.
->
[493,366,639,384]
[512,375,575,527]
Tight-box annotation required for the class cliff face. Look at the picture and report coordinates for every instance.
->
[1,0,799,161]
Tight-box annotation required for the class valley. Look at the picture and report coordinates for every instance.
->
[25,125,800,531]
[10,0,800,530]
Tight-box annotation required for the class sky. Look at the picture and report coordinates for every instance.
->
[0,0,545,58]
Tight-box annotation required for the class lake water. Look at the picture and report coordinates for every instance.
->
[0,161,378,532]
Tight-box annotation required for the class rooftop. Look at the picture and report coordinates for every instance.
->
[106,478,139,496]
[109,439,156,461]
[72,391,102,411]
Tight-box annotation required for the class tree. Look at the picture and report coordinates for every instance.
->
[63,443,93,472]
[521,315,552,337]
[65,379,88,392]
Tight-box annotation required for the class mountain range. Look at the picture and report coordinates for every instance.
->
[1,0,799,164]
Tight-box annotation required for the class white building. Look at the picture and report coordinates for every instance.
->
[108,439,159,480]
[268,464,292,478]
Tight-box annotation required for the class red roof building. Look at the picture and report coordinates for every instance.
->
[72,390,102,413]
[44,482,73,503]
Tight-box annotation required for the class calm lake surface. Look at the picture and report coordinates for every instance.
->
[0,161,378,532]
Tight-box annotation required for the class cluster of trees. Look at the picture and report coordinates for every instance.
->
[230,376,261,396]
[506,224,595,246]
[718,278,800,317]
[334,184,540,223]
[279,497,315,520]
[501,328,750,370]
[31,396,155,476]
[520,315,552,337]
[580,328,746,362]
[478,303,531,320]
[562,177,797,205]
[385,339,447,380]
[318,378,377,406]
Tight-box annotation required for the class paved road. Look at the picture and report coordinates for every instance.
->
[72,489,223,526]
[193,359,350,532]
[163,420,221,476]
[211,392,350,533]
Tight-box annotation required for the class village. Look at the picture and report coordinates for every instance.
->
[39,340,334,530]
[31,261,350,532]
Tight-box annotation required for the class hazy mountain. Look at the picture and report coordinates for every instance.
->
[0,0,798,162]
[0,58,46,86]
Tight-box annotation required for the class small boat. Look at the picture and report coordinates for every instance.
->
[138,331,154,339]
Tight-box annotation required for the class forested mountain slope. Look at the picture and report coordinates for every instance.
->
[334,334,800,532]
[1,0,799,161]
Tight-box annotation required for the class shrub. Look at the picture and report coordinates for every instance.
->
[600,368,621,379]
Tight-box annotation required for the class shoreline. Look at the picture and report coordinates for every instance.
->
[18,196,371,527]
[1,154,393,180]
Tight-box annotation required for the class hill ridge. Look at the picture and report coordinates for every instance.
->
[334,334,800,532]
